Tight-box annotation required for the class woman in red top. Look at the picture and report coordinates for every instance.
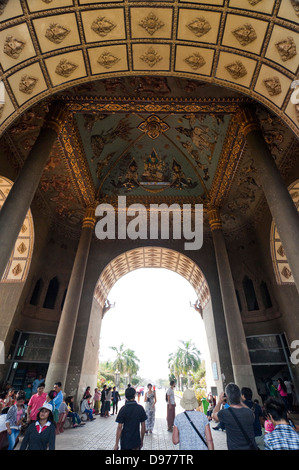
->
[20,403,56,450]
[277,378,289,410]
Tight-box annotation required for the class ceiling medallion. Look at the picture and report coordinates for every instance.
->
[19,75,39,94]
[91,16,116,37]
[184,53,206,70]
[275,37,297,62]
[232,23,257,46]
[140,47,162,67]
[97,52,120,69]
[186,17,211,38]
[225,61,247,79]
[3,35,26,59]
[55,59,78,77]
[263,76,282,96]
[139,11,165,35]
[45,23,70,44]
[138,115,169,139]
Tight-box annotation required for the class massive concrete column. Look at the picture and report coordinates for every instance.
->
[45,206,96,390]
[239,106,299,294]
[208,207,258,396]
[0,102,67,279]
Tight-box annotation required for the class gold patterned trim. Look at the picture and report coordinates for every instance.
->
[82,206,96,229]
[207,206,222,231]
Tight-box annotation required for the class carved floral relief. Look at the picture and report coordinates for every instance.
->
[45,23,70,44]
[4,36,26,59]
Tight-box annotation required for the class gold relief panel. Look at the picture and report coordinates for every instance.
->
[175,45,214,76]
[132,44,170,71]
[45,50,86,86]
[32,13,80,53]
[130,8,172,39]
[88,45,128,74]
[266,25,299,73]
[27,0,74,12]
[216,52,257,88]
[81,9,126,43]
[222,15,268,55]
[177,9,221,44]
[7,63,47,106]
[254,64,292,108]
[0,23,36,71]
[229,0,275,15]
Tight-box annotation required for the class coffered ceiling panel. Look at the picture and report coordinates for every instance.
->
[26,0,74,13]
[88,45,129,75]
[130,8,173,39]
[177,9,221,44]
[81,9,126,43]
[0,0,298,137]
[32,13,80,53]
[7,62,47,106]
[222,15,269,55]
[0,23,36,71]
[229,0,276,15]
[44,50,87,87]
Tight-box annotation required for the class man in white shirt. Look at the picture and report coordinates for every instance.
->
[166,380,176,432]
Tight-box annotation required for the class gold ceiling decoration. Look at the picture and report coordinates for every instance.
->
[139,11,165,36]
[0,1,298,137]
[94,247,211,310]
[137,115,169,140]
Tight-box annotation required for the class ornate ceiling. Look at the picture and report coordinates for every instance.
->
[0,1,298,238]
[0,0,298,135]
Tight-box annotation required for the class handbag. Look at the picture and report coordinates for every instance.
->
[184,412,208,448]
[228,407,259,450]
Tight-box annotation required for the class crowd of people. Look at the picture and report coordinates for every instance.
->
[1,376,298,451]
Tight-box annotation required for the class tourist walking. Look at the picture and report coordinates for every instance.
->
[166,380,176,431]
[114,386,147,450]
[212,383,257,450]
[20,403,56,450]
[5,393,26,450]
[111,387,120,415]
[264,397,299,450]
[172,389,214,450]
[100,385,107,416]
[144,383,156,434]
[104,387,112,417]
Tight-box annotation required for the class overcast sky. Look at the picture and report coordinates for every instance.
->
[99,268,211,383]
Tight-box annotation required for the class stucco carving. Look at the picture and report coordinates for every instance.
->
[4,36,26,59]
[140,47,162,67]
[91,17,116,37]
[275,37,297,62]
[263,76,282,96]
[139,12,164,35]
[19,75,39,94]
[45,23,71,44]
[184,53,206,70]
[187,17,211,38]
[225,61,247,79]
[232,23,257,46]
[97,52,120,69]
[55,59,78,77]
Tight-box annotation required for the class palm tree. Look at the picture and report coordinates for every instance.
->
[110,343,127,373]
[124,348,140,382]
[178,340,201,374]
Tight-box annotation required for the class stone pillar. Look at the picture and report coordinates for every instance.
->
[0,102,67,279]
[45,206,96,391]
[208,207,258,396]
[239,106,299,294]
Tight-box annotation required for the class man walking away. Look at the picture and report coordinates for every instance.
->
[166,380,176,432]
[114,387,147,450]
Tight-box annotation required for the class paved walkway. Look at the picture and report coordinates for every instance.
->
[30,389,227,451]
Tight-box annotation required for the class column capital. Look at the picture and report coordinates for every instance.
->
[208,206,222,231]
[43,101,68,135]
[82,205,96,229]
[237,106,260,137]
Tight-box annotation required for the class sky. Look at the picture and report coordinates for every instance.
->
[98,267,212,383]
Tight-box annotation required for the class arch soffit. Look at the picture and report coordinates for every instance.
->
[0,1,298,136]
[0,175,34,283]
[270,178,299,285]
[93,246,210,311]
